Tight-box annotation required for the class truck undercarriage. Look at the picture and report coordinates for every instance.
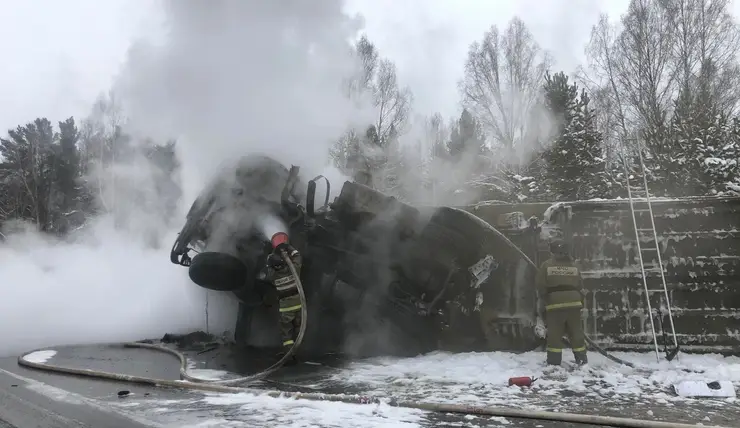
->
[170,155,542,358]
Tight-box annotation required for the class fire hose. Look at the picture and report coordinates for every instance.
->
[20,248,308,387]
[16,252,724,427]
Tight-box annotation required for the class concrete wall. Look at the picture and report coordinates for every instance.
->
[467,196,740,353]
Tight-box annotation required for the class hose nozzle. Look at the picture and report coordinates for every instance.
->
[271,232,289,249]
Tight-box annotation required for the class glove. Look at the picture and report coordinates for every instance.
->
[273,244,301,262]
[266,253,285,269]
[267,245,302,283]
[274,242,290,254]
[534,317,547,339]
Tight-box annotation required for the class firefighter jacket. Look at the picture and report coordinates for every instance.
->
[536,256,584,312]
[258,246,304,348]
[265,246,303,299]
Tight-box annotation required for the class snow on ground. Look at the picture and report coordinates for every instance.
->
[109,391,425,428]
[191,393,424,428]
[318,350,740,410]
[104,350,740,427]
[23,349,57,363]
[186,369,232,381]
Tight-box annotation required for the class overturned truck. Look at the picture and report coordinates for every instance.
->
[170,155,541,357]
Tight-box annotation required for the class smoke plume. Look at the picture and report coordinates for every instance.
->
[0,0,372,356]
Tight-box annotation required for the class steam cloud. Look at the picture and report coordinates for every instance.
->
[0,0,561,358]
[0,0,372,357]
[117,0,373,202]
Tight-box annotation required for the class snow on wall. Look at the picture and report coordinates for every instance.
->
[469,196,740,352]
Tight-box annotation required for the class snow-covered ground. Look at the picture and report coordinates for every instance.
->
[322,350,740,406]
[22,349,57,363]
[102,350,740,427]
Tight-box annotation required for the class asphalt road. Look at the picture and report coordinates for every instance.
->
[0,345,179,428]
[0,340,736,428]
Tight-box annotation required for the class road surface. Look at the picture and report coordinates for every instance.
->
[0,337,736,427]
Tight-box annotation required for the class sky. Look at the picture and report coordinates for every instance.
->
[2,0,740,132]
[0,0,630,134]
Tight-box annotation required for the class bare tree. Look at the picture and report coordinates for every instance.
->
[333,35,413,194]
[374,59,413,141]
[356,35,378,91]
[580,2,675,161]
[579,14,630,146]
[661,0,740,114]
[615,0,676,145]
[424,112,449,156]
[458,17,552,160]
[78,91,127,213]
[344,35,413,143]
[582,0,740,153]
[588,86,623,166]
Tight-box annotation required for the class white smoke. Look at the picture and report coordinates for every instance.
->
[0,0,600,358]
[116,0,373,204]
[0,0,372,357]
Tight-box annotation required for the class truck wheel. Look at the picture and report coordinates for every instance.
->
[189,251,249,291]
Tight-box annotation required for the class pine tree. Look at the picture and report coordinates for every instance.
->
[541,72,611,200]
[53,117,83,233]
[447,109,485,159]
[144,139,182,224]
[724,119,740,195]
[667,59,736,197]
[703,117,740,196]
[442,109,492,201]
[0,118,58,230]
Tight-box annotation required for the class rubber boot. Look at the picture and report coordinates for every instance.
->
[276,346,299,366]
[546,350,562,366]
[574,351,588,366]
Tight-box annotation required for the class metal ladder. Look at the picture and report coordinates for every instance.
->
[622,147,679,362]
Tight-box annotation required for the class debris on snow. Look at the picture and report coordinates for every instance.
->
[326,350,740,409]
[673,380,736,398]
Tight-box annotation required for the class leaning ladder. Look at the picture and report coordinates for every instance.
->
[622,147,679,362]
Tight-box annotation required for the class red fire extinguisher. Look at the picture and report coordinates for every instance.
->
[508,376,536,387]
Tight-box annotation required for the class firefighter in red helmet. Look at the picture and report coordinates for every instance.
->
[260,232,304,356]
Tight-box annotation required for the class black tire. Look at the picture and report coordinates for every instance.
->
[189,251,249,291]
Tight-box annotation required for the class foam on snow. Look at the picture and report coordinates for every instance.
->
[23,349,57,363]
[103,350,740,427]
[197,393,424,428]
[322,350,740,409]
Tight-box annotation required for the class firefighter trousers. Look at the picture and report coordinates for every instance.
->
[278,293,302,349]
[546,307,587,365]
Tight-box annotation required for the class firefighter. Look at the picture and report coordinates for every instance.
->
[536,238,588,366]
[261,236,304,356]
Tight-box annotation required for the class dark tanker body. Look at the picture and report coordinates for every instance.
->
[170,155,541,358]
